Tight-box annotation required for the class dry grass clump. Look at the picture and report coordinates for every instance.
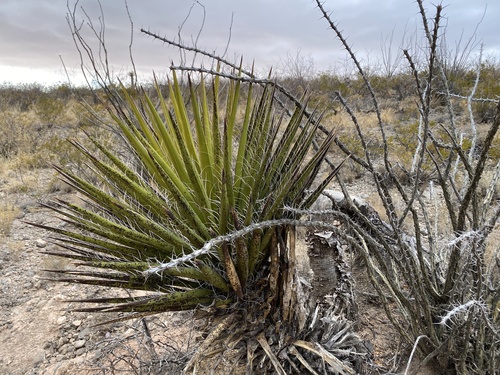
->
[41,255,70,272]
[0,166,45,194]
[0,204,23,238]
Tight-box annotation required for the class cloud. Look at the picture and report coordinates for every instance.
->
[0,0,498,85]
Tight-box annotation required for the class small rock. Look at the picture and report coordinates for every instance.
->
[47,345,57,355]
[35,239,47,248]
[57,316,66,325]
[33,351,45,366]
[58,337,69,347]
[71,320,82,327]
[93,349,103,360]
[78,328,91,339]
[75,348,86,356]
[43,341,53,350]
[33,280,44,289]
[59,343,75,355]
[74,339,86,349]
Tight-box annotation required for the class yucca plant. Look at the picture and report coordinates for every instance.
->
[35,70,345,371]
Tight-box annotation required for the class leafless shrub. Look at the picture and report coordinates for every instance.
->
[312,0,499,373]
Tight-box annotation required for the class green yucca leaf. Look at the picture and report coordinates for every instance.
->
[262,105,308,191]
[32,221,152,260]
[46,169,202,251]
[116,89,213,235]
[75,261,158,272]
[234,82,254,210]
[43,248,120,264]
[223,122,235,213]
[199,76,217,182]
[188,75,216,199]
[279,112,322,180]
[210,73,223,171]
[48,201,177,257]
[165,106,212,220]
[73,141,173,217]
[121,87,163,157]
[143,88,189,182]
[110,112,159,176]
[136,136,211,238]
[288,129,336,202]
[47,237,137,263]
[66,296,142,304]
[231,208,249,285]
[71,261,229,293]
[76,132,209,245]
[218,169,230,255]
[224,74,242,172]
[85,136,145,186]
[170,72,199,163]
[300,156,349,211]
[55,199,190,252]
[194,260,230,293]
[247,90,280,208]
[45,268,201,291]
[129,93,189,185]
[73,289,216,313]
[44,275,170,292]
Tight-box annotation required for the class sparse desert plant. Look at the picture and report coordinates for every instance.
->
[0,83,43,112]
[32,93,65,127]
[0,110,39,158]
[0,88,115,182]
[0,204,23,237]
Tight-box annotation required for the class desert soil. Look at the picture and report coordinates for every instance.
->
[0,169,202,374]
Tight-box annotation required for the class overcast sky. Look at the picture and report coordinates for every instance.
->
[0,0,498,86]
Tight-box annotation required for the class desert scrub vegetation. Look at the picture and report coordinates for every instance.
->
[1,0,497,372]
[0,82,119,176]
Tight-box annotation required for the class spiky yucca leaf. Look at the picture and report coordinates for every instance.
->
[39,72,336,314]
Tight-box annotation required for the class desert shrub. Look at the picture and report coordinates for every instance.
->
[0,110,40,158]
[0,81,118,178]
[489,133,500,159]
[32,93,65,127]
[387,120,473,176]
[0,83,44,112]
[0,204,23,237]
[473,62,500,122]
